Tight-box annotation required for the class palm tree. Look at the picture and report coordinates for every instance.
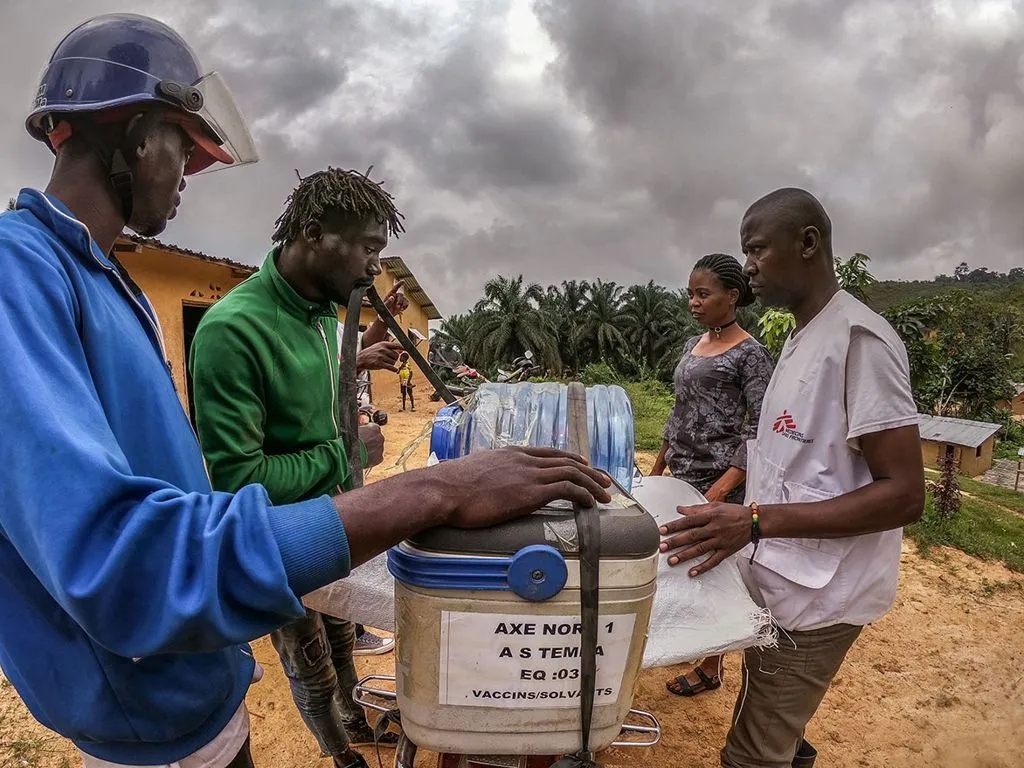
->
[621,281,675,374]
[468,275,561,371]
[542,280,591,374]
[431,312,476,365]
[581,280,627,368]
[656,289,700,377]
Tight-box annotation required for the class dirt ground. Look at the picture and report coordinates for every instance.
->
[3,396,1023,768]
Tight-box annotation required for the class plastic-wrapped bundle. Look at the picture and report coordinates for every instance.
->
[429,382,636,491]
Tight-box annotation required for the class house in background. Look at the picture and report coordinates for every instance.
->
[366,256,441,406]
[996,383,1024,418]
[112,235,253,425]
[113,236,440,423]
[918,414,1003,477]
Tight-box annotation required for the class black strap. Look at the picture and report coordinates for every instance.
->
[372,709,402,768]
[339,287,368,489]
[551,383,600,768]
[70,109,165,224]
[365,286,458,406]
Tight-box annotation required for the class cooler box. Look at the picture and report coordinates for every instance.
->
[387,486,660,755]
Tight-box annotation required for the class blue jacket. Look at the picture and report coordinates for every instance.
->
[0,190,352,765]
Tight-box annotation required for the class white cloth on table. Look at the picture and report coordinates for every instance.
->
[302,476,776,666]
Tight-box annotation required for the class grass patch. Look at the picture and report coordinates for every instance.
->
[957,475,1024,514]
[907,492,1024,573]
[623,380,673,452]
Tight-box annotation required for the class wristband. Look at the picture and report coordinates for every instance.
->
[749,501,761,564]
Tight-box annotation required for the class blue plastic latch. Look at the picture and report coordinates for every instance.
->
[507,545,568,602]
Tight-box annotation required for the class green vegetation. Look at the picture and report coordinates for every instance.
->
[908,487,1024,574]
[436,255,1024,570]
[957,474,1024,515]
[623,379,674,452]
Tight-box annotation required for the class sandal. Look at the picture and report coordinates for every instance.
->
[666,667,722,697]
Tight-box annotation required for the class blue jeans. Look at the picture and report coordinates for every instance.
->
[271,608,366,756]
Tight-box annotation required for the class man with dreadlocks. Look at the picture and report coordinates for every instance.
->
[190,167,413,766]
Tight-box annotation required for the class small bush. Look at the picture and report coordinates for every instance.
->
[927,453,962,519]
[580,362,622,386]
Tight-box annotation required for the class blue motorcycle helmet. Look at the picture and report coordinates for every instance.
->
[26,13,259,220]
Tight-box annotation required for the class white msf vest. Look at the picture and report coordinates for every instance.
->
[740,291,918,632]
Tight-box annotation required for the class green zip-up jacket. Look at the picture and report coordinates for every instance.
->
[190,249,364,504]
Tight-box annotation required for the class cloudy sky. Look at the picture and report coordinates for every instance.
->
[2,0,1023,316]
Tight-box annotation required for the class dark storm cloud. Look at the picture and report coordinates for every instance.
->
[3,1,1024,317]
[376,27,586,195]
[533,0,1024,284]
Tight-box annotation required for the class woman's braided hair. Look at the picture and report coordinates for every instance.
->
[272,165,405,244]
[692,253,755,307]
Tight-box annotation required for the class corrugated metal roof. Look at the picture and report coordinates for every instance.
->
[380,255,442,320]
[116,234,257,273]
[917,414,1002,448]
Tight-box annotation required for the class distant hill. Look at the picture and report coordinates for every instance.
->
[866,268,1024,373]
[868,269,1024,312]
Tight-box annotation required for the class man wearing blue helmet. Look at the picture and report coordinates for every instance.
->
[0,13,612,768]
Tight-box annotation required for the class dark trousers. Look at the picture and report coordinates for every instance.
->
[270,608,366,757]
[401,383,414,409]
[721,623,863,767]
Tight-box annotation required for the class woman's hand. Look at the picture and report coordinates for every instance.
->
[704,467,745,503]
[704,484,729,503]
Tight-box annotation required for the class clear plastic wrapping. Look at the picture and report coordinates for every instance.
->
[430,382,636,491]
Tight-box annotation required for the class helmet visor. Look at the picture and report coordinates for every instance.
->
[184,71,259,175]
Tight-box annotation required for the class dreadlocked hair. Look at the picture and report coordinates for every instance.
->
[272,165,405,244]
[693,253,755,307]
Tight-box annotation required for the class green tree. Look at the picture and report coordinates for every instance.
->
[655,289,701,379]
[541,280,591,374]
[757,309,797,357]
[431,312,476,364]
[885,295,1015,419]
[834,252,876,304]
[580,279,627,368]
[468,275,560,371]
[620,281,675,376]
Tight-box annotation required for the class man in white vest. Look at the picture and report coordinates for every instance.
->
[660,187,925,768]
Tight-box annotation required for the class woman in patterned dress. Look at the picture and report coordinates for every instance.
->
[650,253,775,698]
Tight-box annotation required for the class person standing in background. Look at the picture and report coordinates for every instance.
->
[650,253,774,699]
[398,352,415,411]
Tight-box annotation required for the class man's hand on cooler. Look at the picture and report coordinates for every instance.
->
[437,447,613,529]
[659,502,752,576]
[358,424,385,467]
[356,341,404,372]
[333,447,613,570]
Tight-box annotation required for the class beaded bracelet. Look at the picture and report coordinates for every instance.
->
[749,501,761,564]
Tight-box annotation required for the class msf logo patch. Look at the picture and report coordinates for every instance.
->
[772,410,814,444]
